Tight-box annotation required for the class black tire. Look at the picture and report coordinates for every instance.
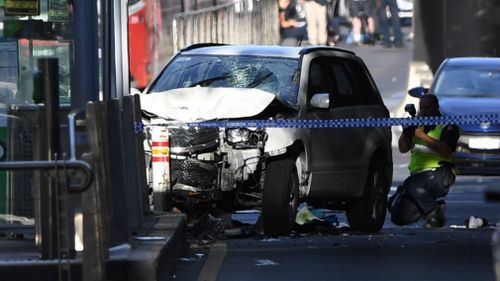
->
[262,156,299,237]
[346,157,388,232]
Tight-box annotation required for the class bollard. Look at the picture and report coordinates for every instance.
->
[150,121,170,211]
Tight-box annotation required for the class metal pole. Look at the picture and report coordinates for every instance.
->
[72,0,99,110]
[39,58,60,160]
[38,58,59,260]
[102,0,112,101]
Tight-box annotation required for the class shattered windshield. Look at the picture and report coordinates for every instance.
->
[148,54,300,104]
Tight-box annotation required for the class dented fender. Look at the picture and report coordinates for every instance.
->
[264,128,296,155]
[264,127,311,197]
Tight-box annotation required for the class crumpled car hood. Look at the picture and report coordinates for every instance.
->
[140,87,276,122]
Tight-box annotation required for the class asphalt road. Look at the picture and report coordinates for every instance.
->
[173,153,499,281]
[171,37,500,281]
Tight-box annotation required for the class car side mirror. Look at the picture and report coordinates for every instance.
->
[408,86,428,98]
[310,93,330,109]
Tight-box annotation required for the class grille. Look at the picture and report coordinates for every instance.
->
[169,127,219,147]
[171,158,217,189]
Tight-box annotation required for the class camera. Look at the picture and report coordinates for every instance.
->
[402,103,417,137]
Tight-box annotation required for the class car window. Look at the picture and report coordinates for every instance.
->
[148,54,300,104]
[330,64,353,97]
[308,61,330,96]
[345,59,380,105]
[434,66,500,98]
[308,57,367,109]
[318,57,362,108]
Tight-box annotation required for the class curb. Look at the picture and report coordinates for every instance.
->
[125,213,187,281]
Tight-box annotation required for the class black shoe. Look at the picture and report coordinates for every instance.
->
[425,204,446,228]
[387,185,404,212]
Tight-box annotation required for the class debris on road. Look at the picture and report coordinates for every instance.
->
[450,225,467,229]
[450,215,498,229]
[292,203,344,234]
[295,203,324,225]
[184,204,355,248]
[255,259,279,266]
[186,211,264,248]
[465,216,489,229]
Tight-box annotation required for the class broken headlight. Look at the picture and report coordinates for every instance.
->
[226,128,267,148]
[226,128,251,144]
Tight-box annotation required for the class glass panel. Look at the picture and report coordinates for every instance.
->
[15,40,71,105]
[0,0,73,223]
[150,55,300,104]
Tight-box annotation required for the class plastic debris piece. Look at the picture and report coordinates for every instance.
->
[255,259,279,266]
[295,204,323,225]
[235,209,261,214]
[133,236,166,241]
[323,215,339,226]
[261,238,281,242]
[338,222,349,228]
[450,225,467,229]
[465,216,489,229]
[223,227,243,237]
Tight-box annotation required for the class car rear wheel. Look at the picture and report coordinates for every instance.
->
[262,156,299,237]
[346,157,388,232]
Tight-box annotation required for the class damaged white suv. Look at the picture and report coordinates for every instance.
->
[140,44,393,236]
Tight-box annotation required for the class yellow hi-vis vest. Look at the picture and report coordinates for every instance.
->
[408,125,454,174]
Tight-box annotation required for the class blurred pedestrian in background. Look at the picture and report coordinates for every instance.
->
[326,0,342,46]
[278,0,309,46]
[348,0,376,45]
[377,0,403,48]
[303,0,328,45]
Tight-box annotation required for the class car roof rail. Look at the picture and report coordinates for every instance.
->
[180,43,230,52]
[299,46,355,56]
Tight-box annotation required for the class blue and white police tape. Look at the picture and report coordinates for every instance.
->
[135,114,500,132]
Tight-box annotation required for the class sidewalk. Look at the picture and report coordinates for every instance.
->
[0,213,186,281]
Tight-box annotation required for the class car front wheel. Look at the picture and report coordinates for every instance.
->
[346,157,388,232]
[262,156,299,237]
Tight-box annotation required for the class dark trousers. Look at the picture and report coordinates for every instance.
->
[378,0,403,45]
[388,164,455,226]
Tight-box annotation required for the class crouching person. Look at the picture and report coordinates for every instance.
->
[389,94,460,228]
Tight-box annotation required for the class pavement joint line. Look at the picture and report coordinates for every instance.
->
[197,241,227,281]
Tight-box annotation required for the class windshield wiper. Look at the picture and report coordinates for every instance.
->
[188,74,232,87]
[246,72,273,88]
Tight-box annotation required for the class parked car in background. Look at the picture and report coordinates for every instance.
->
[140,44,393,236]
[409,57,500,176]
[397,0,413,25]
